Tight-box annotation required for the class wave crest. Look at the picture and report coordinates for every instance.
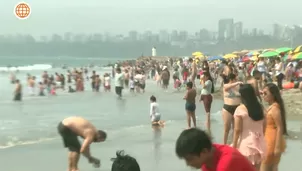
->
[0,64,52,71]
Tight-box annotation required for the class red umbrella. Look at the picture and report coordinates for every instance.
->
[241,57,251,62]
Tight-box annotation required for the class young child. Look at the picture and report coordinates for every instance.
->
[104,73,111,92]
[129,76,135,93]
[173,75,182,90]
[149,95,164,126]
[50,83,56,95]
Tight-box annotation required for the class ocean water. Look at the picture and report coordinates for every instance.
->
[0,57,301,171]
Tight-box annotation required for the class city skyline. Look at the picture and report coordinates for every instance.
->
[1,19,301,44]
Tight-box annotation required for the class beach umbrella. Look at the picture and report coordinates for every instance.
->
[250,56,258,61]
[195,54,204,58]
[223,53,237,59]
[259,51,279,58]
[245,51,260,57]
[208,56,223,61]
[275,47,292,54]
[293,45,302,53]
[291,52,302,60]
[192,51,203,56]
[241,49,249,53]
[241,57,251,62]
[261,48,275,53]
[232,51,242,55]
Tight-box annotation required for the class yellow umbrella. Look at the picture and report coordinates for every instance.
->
[195,54,204,59]
[223,53,237,59]
[250,56,258,61]
[192,51,203,56]
[293,45,302,53]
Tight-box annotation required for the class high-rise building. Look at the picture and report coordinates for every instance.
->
[159,30,169,43]
[178,31,188,41]
[218,19,234,40]
[252,28,258,37]
[128,31,138,41]
[170,30,178,41]
[233,22,243,40]
[272,23,283,39]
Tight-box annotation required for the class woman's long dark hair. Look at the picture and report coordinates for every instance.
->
[203,72,214,93]
[239,84,264,121]
[265,83,288,135]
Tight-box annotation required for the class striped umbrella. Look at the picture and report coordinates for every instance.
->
[291,52,302,60]
[245,51,260,57]
[293,45,302,54]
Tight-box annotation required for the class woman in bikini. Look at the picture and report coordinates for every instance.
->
[222,73,243,144]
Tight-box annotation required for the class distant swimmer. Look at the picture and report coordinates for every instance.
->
[9,72,16,84]
[149,95,165,126]
[57,116,107,171]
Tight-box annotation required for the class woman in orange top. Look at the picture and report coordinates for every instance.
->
[261,83,287,171]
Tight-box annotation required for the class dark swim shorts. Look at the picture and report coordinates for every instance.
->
[57,122,81,152]
[185,102,196,112]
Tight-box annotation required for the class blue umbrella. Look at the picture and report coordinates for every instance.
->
[208,56,223,61]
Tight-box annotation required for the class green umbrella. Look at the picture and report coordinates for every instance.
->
[259,51,279,58]
[275,47,292,54]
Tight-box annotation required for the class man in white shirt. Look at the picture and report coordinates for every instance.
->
[114,68,124,97]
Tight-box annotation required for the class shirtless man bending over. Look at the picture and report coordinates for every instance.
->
[57,116,107,171]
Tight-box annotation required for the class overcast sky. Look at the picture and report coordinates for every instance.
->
[0,0,300,36]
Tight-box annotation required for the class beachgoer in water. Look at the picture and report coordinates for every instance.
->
[10,72,16,84]
[161,66,170,89]
[124,69,130,88]
[13,79,22,101]
[114,67,124,98]
[50,83,57,95]
[173,75,182,90]
[199,72,214,131]
[129,76,135,93]
[67,70,72,83]
[222,73,242,144]
[68,86,76,93]
[57,116,107,171]
[38,82,45,96]
[95,75,101,92]
[183,81,197,129]
[175,128,256,171]
[111,150,140,171]
[104,73,111,92]
[139,71,146,93]
[28,76,35,96]
[189,58,197,86]
[261,83,287,171]
[90,70,96,92]
[232,84,266,170]
[149,95,164,126]
[60,74,65,90]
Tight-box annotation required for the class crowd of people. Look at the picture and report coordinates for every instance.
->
[7,55,302,171]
